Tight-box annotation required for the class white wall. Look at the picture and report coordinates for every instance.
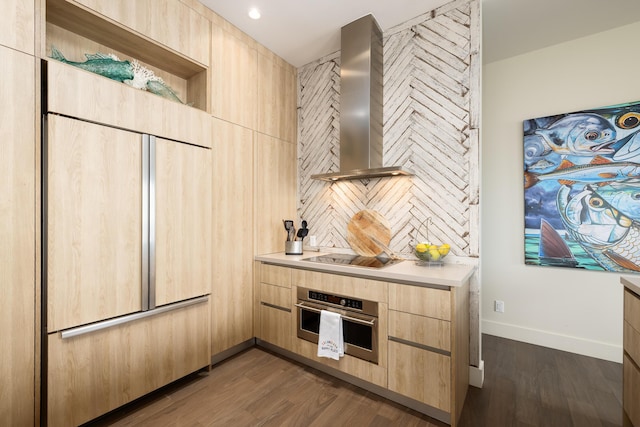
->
[482,20,640,363]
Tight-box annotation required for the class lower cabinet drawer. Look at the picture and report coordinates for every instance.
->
[388,340,451,412]
[389,283,451,321]
[259,303,292,351]
[625,289,640,367]
[625,319,640,368]
[260,264,291,288]
[624,353,640,427]
[47,301,210,427]
[389,310,451,352]
[260,282,291,309]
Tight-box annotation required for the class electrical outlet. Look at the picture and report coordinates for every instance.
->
[494,300,505,313]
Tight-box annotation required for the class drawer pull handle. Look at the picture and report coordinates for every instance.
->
[260,301,291,313]
[388,336,451,356]
[60,295,209,339]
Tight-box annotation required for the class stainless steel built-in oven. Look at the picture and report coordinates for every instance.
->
[295,287,378,364]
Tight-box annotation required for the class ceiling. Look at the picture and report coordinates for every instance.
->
[198,0,640,68]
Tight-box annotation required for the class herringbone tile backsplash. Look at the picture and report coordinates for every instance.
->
[297,0,480,258]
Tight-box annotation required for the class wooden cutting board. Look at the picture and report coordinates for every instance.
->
[346,210,391,256]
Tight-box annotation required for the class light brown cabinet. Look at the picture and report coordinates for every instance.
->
[254,133,297,255]
[210,26,257,129]
[0,44,36,427]
[624,286,640,427]
[44,53,212,424]
[0,0,34,54]
[211,118,255,357]
[388,340,452,410]
[256,264,293,351]
[46,115,143,331]
[48,0,211,68]
[47,301,210,427]
[257,261,469,426]
[45,59,212,148]
[257,52,297,143]
[388,282,469,426]
[155,137,212,306]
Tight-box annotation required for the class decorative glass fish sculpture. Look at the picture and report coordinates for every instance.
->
[49,46,187,105]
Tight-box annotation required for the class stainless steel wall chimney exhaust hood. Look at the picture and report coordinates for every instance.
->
[311,14,412,182]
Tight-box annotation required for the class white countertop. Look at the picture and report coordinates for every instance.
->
[255,252,476,288]
[622,276,640,297]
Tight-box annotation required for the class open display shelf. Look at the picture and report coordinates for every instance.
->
[46,0,209,111]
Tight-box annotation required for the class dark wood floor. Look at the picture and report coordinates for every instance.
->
[86,334,623,427]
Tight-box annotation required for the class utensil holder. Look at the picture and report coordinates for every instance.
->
[285,241,303,255]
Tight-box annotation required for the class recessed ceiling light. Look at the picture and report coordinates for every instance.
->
[248,7,261,20]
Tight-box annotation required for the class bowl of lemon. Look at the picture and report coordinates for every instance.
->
[414,242,450,264]
[413,217,450,265]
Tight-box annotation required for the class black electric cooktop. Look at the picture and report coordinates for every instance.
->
[305,253,402,269]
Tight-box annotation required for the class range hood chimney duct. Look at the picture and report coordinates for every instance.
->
[311,14,412,182]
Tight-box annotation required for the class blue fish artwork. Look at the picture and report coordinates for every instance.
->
[524,100,640,273]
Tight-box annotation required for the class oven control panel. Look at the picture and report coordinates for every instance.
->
[308,290,363,310]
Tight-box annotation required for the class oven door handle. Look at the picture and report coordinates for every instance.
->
[294,302,376,326]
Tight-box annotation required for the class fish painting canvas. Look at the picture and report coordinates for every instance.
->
[524,100,640,273]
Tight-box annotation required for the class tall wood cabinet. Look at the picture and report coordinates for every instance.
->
[211,118,255,357]
[1,1,37,425]
[205,8,298,359]
[0,44,37,427]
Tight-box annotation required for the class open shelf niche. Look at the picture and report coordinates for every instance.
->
[45,0,209,112]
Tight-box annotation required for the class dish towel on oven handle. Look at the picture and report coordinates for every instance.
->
[317,309,344,360]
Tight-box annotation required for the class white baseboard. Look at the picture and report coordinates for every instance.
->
[469,360,484,388]
[482,319,622,363]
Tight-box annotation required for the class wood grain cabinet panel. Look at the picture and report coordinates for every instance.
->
[46,115,143,332]
[388,281,469,427]
[625,317,640,369]
[389,282,451,321]
[624,353,640,427]
[0,44,36,427]
[388,340,451,412]
[211,118,254,356]
[0,0,34,54]
[46,60,212,148]
[624,288,640,426]
[256,52,297,142]
[63,0,211,67]
[389,310,451,352]
[625,289,640,342]
[261,264,292,288]
[155,138,212,306]
[260,282,291,309]
[210,26,257,129]
[254,134,297,255]
[291,268,388,302]
[258,283,293,351]
[47,301,210,427]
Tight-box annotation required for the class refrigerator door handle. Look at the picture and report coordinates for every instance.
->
[149,135,157,310]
